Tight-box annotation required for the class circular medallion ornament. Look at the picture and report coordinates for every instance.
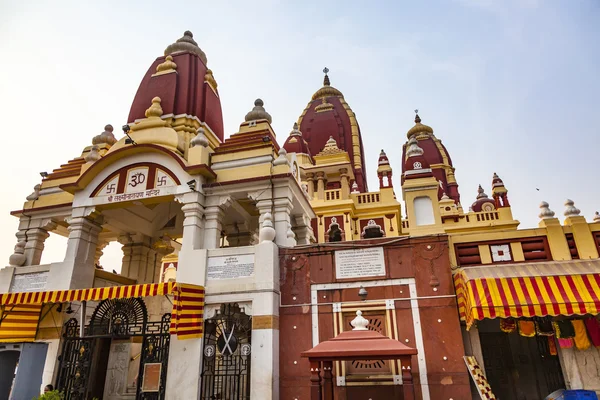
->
[241,343,251,356]
[204,344,215,358]
[217,329,239,356]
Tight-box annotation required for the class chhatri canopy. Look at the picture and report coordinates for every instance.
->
[455,259,600,329]
[0,281,204,342]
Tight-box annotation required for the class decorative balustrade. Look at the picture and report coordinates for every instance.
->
[325,189,341,201]
[355,192,380,205]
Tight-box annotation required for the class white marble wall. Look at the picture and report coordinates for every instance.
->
[559,346,600,393]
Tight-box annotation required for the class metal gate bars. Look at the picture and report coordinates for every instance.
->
[200,303,252,400]
[56,298,171,400]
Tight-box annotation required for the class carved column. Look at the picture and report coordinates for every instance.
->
[316,172,326,200]
[273,198,293,246]
[306,173,315,199]
[293,215,315,245]
[119,235,156,283]
[61,215,102,289]
[310,361,322,400]
[322,361,333,400]
[203,206,225,249]
[181,201,205,250]
[339,168,349,199]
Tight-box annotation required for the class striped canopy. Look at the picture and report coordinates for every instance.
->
[455,260,600,329]
[0,281,204,342]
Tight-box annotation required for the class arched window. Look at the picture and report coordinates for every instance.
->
[414,196,435,226]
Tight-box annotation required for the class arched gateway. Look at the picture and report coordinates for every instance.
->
[56,298,171,400]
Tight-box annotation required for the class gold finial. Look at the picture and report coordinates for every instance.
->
[145,97,163,118]
[323,67,330,86]
[154,55,178,75]
[414,109,421,124]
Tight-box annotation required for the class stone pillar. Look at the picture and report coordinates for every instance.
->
[306,173,315,199]
[316,172,326,200]
[165,193,208,400]
[224,222,253,247]
[52,215,102,289]
[180,195,205,250]
[121,239,157,283]
[203,204,226,249]
[273,198,293,246]
[293,215,315,245]
[339,168,349,199]
[24,226,53,266]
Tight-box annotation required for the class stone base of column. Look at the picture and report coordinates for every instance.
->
[164,337,203,400]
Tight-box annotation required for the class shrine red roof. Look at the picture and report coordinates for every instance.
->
[301,329,417,361]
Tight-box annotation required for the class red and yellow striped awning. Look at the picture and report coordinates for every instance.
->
[455,267,600,330]
[0,305,43,343]
[0,281,204,342]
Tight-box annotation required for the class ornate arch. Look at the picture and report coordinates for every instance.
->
[88,297,148,337]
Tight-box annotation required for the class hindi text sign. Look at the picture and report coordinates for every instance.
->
[335,247,385,279]
[207,254,255,280]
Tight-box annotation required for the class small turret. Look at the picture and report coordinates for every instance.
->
[491,173,510,208]
[377,149,393,189]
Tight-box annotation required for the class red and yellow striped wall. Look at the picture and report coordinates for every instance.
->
[0,281,204,342]
[455,269,600,329]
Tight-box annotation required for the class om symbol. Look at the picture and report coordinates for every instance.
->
[129,172,146,187]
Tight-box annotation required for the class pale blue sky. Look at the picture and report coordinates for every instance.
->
[0,0,598,270]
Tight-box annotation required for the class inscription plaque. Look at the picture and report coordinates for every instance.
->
[207,254,254,280]
[335,247,385,279]
[141,363,161,392]
[9,272,49,292]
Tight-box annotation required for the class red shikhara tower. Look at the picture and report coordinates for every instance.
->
[297,68,369,192]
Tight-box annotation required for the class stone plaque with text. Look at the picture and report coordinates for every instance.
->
[9,272,49,292]
[207,254,255,280]
[335,247,386,279]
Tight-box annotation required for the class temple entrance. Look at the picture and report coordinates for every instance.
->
[56,298,171,400]
[478,319,565,400]
[200,303,252,400]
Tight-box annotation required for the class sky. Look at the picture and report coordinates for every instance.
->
[0,0,598,272]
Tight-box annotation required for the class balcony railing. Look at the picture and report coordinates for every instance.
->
[325,189,341,201]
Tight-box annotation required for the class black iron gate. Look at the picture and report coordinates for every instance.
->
[200,303,252,400]
[56,298,171,400]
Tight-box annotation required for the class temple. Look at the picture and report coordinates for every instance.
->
[1,31,600,400]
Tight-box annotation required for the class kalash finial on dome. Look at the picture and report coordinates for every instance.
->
[405,137,424,158]
[323,67,331,86]
[407,109,434,139]
[594,211,600,223]
[164,31,208,65]
[476,184,489,199]
[92,124,117,146]
[290,122,302,136]
[245,99,272,124]
[312,67,343,100]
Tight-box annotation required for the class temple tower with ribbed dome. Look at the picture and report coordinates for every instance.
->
[296,68,368,192]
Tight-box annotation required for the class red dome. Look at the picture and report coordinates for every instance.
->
[402,114,460,204]
[471,185,496,212]
[298,72,368,192]
[128,32,224,141]
[283,123,312,157]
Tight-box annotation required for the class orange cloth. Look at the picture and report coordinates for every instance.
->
[548,336,558,355]
[572,319,591,350]
[518,320,536,337]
